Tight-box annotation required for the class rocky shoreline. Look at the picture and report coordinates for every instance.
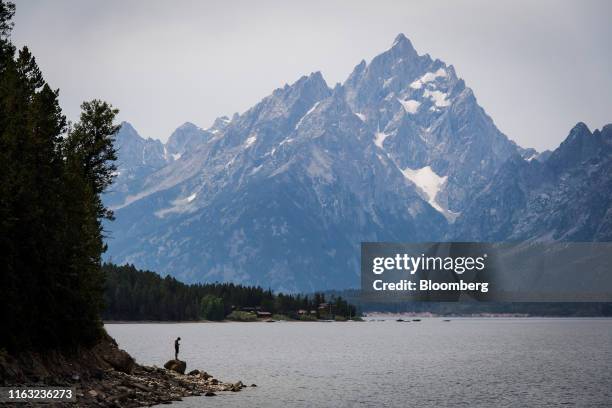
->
[0,332,251,407]
[68,363,253,407]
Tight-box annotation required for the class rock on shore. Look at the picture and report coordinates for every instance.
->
[163,359,186,374]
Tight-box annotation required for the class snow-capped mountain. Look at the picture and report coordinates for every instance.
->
[343,34,524,220]
[103,34,611,291]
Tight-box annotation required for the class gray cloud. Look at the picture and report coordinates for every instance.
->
[12,0,612,151]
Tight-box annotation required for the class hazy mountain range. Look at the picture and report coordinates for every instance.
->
[103,34,612,292]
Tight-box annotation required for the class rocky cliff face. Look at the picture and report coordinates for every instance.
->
[103,122,168,208]
[165,122,211,162]
[103,34,611,291]
[452,123,612,241]
[343,34,523,217]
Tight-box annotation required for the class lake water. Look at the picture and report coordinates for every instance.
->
[106,318,612,407]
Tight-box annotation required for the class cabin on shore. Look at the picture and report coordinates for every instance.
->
[318,303,332,319]
[239,306,260,312]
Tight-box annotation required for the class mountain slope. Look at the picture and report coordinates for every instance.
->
[103,34,610,291]
[104,122,169,208]
[105,71,448,291]
[452,123,612,241]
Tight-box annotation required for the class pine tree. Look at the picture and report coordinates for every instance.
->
[60,100,119,346]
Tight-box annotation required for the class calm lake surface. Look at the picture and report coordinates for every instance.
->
[106,318,612,407]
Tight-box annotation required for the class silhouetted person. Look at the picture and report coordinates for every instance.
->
[174,337,181,360]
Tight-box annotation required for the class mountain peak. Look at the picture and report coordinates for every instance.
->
[547,122,598,171]
[119,121,135,131]
[177,121,199,130]
[210,116,231,131]
[390,33,417,55]
[393,33,408,45]
[166,121,210,158]
[560,122,592,146]
[116,121,142,141]
[570,121,590,135]
[300,71,328,89]
[309,70,324,80]
[273,71,329,99]
[169,122,204,138]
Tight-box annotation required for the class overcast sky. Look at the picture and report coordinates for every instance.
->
[11,0,612,151]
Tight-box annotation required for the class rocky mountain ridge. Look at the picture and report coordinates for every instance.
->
[103,34,611,291]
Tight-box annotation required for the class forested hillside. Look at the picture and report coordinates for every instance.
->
[0,0,119,352]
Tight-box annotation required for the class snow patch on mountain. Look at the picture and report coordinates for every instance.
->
[423,89,450,107]
[155,192,199,218]
[279,138,294,147]
[398,99,421,114]
[295,102,320,130]
[244,136,257,147]
[401,166,445,204]
[410,68,448,89]
[401,166,457,222]
[250,164,263,175]
[374,131,391,149]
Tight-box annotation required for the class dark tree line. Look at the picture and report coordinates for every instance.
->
[103,263,357,321]
[0,1,119,352]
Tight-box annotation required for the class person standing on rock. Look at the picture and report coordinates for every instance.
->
[174,337,181,360]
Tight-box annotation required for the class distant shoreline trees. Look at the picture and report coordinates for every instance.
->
[1,0,120,352]
[102,263,358,321]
